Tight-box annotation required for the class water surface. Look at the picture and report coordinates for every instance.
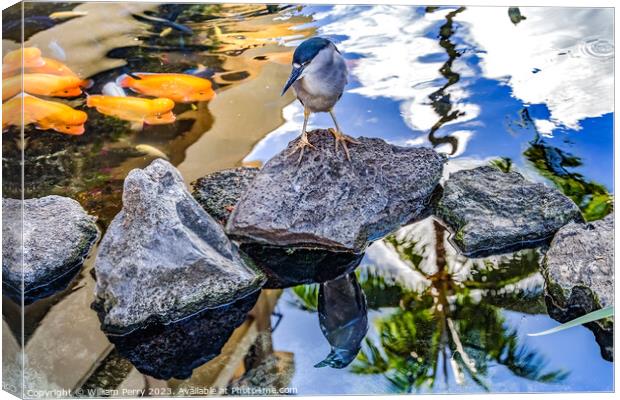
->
[2,3,613,396]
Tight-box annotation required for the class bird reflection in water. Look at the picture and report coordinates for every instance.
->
[315,273,368,369]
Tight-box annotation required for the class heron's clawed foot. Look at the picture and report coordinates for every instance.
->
[288,132,316,164]
[329,128,360,161]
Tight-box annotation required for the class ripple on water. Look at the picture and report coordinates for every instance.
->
[577,38,614,60]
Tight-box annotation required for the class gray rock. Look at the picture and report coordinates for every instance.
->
[436,166,583,257]
[2,196,98,301]
[227,129,445,253]
[543,214,613,361]
[228,352,295,394]
[191,167,364,288]
[192,167,259,225]
[93,159,265,333]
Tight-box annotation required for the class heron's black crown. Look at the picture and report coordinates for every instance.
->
[293,37,334,65]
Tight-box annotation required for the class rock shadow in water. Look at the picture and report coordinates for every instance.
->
[3,263,84,306]
[240,243,364,289]
[105,291,259,380]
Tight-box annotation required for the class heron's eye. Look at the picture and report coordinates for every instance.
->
[293,63,301,68]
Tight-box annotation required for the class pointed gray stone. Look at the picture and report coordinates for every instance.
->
[226,130,445,253]
[93,159,264,333]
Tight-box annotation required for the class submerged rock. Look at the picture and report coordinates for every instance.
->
[192,167,259,225]
[543,214,613,361]
[436,166,582,257]
[316,273,368,369]
[2,196,98,303]
[227,129,445,253]
[228,352,295,395]
[107,292,259,380]
[93,159,265,333]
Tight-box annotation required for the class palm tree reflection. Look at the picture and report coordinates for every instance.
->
[427,7,466,155]
[349,220,568,392]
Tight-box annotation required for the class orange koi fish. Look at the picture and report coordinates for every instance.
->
[3,48,85,79]
[25,57,81,78]
[85,95,176,125]
[2,47,45,77]
[49,11,89,20]
[3,94,87,135]
[2,73,88,101]
[117,73,215,103]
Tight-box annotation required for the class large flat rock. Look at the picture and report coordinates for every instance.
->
[543,214,613,361]
[192,167,365,288]
[2,195,98,302]
[436,166,583,257]
[93,159,265,333]
[226,130,445,253]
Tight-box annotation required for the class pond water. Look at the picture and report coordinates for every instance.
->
[2,2,614,396]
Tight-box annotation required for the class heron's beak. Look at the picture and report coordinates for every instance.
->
[281,65,304,96]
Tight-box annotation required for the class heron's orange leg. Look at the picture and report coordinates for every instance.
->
[328,109,360,161]
[288,107,316,164]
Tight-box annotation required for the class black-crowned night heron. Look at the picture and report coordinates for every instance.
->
[281,37,359,162]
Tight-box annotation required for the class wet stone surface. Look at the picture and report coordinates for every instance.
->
[228,352,295,394]
[2,195,98,303]
[191,166,365,288]
[93,159,265,333]
[192,167,259,225]
[436,166,583,257]
[543,214,613,361]
[78,350,134,394]
[227,129,446,253]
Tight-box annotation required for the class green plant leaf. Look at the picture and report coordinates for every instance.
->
[528,306,614,337]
